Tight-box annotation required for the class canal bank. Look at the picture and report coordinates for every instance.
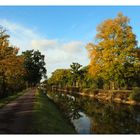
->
[29,89,76,134]
[47,90,140,134]
[51,87,140,106]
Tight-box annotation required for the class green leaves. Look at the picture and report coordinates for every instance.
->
[22,50,47,86]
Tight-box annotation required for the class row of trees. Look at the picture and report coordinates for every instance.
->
[0,27,46,98]
[48,62,103,89]
[48,13,140,90]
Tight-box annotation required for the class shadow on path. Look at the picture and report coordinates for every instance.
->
[0,89,35,134]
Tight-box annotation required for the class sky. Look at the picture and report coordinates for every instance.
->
[0,6,140,77]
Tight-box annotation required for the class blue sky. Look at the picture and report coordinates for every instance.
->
[0,6,140,77]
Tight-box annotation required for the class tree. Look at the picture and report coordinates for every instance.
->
[22,50,47,87]
[133,48,140,87]
[48,69,71,87]
[70,62,82,87]
[86,13,139,89]
[0,27,25,97]
[79,66,104,89]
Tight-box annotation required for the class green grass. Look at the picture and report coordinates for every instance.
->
[0,89,27,108]
[129,87,140,102]
[30,89,77,134]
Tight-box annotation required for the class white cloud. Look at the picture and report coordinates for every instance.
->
[62,41,83,53]
[31,39,58,50]
[45,40,89,77]
[0,19,89,77]
[30,39,83,54]
[0,19,38,52]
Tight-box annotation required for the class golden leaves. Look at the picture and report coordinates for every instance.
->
[0,29,25,81]
[86,13,138,81]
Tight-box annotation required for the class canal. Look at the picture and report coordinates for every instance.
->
[47,91,140,134]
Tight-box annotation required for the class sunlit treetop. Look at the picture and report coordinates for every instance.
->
[86,13,139,85]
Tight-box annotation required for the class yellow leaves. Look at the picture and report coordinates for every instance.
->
[89,64,99,76]
[114,12,130,28]
[86,12,138,81]
[86,43,95,58]
[0,29,25,80]
[0,55,24,76]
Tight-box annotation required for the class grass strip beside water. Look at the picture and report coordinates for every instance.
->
[30,89,76,134]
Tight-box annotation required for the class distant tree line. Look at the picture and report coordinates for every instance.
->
[0,27,46,98]
[47,62,104,90]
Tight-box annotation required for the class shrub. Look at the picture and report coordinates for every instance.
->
[129,87,140,102]
[81,88,89,93]
[82,88,99,95]
[93,89,99,95]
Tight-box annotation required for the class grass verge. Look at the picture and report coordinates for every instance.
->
[0,89,27,108]
[30,89,77,134]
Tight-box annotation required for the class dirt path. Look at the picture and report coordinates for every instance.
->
[0,89,35,134]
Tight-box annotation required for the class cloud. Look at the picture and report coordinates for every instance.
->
[31,39,58,50]
[30,38,87,68]
[0,19,38,52]
[0,19,89,77]
[31,39,83,53]
[62,41,83,53]
[0,19,36,38]
[45,40,89,77]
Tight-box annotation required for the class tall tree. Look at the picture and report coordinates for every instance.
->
[86,13,139,89]
[70,62,82,87]
[0,27,25,97]
[22,50,46,87]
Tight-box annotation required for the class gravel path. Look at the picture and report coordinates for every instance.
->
[0,89,35,134]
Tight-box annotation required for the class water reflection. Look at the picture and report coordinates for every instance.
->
[47,91,140,134]
[47,92,81,120]
[71,112,91,134]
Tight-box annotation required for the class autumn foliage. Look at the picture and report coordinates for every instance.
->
[0,28,24,97]
[0,27,46,97]
[86,13,140,89]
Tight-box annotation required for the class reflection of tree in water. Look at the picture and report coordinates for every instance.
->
[79,96,140,134]
[48,92,82,120]
[48,92,140,134]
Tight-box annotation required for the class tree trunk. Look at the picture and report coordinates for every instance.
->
[1,75,6,97]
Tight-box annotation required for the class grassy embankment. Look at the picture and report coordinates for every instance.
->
[30,89,76,134]
[0,89,28,108]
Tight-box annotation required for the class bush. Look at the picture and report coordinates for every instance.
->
[82,88,91,93]
[82,88,99,95]
[129,87,140,102]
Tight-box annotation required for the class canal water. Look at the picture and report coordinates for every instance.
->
[47,91,140,134]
